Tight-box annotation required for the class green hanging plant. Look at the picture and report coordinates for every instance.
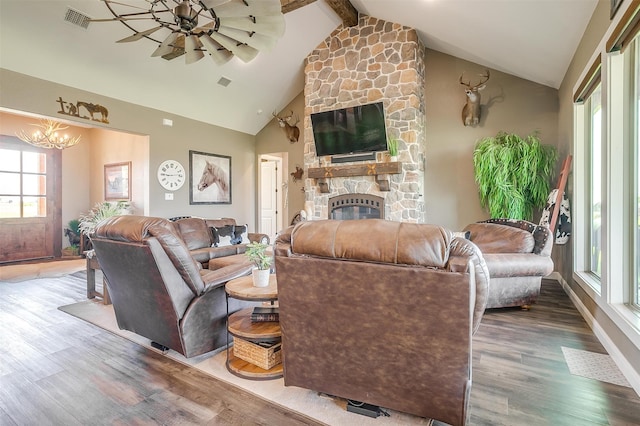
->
[473,131,557,221]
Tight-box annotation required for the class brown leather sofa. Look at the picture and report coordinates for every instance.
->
[463,218,554,309]
[274,219,490,426]
[91,215,256,358]
[172,217,269,269]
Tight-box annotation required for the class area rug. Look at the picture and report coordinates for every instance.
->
[561,346,631,388]
[59,299,433,426]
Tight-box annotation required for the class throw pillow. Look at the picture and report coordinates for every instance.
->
[452,231,471,239]
[233,224,250,245]
[214,225,235,247]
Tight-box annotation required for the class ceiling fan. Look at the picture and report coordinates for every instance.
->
[91,0,285,65]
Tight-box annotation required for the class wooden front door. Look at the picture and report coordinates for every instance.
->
[0,136,62,263]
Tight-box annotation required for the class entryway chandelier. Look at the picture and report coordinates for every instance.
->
[92,0,285,65]
[16,119,82,150]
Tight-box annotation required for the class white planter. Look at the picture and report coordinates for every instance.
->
[390,155,398,162]
[252,268,270,288]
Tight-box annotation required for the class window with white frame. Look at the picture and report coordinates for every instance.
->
[0,146,47,218]
[632,37,640,309]
[588,83,603,279]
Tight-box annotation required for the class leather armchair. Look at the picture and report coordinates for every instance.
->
[91,215,255,358]
[274,219,490,426]
[463,218,554,309]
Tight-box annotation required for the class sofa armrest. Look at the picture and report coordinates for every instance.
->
[248,232,270,244]
[464,222,536,254]
[200,263,253,293]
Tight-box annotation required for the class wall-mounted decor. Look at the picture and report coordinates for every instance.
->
[56,96,109,123]
[104,161,131,201]
[290,165,304,182]
[460,70,490,126]
[272,110,300,143]
[189,150,231,205]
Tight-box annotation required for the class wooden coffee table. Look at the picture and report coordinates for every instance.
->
[225,274,282,380]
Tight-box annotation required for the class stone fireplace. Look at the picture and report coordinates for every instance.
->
[303,15,426,222]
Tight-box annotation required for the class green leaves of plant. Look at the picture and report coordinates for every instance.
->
[473,131,557,220]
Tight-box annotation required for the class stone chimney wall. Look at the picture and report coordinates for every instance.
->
[303,15,426,222]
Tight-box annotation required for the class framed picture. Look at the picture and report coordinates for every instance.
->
[189,150,231,204]
[104,161,131,201]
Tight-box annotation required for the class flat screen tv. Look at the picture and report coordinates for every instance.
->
[310,102,387,157]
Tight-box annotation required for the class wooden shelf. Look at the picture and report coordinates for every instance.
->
[308,162,401,192]
[228,308,281,340]
[226,349,283,380]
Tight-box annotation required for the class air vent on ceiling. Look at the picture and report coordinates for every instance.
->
[217,77,232,87]
[64,7,91,29]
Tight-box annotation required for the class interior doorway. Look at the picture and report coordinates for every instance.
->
[259,153,286,241]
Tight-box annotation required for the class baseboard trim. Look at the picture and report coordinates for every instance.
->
[550,272,640,396]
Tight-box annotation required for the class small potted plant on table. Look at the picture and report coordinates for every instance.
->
[245,241,272,287]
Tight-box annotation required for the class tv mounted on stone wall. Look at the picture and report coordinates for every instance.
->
[310,102,388,160]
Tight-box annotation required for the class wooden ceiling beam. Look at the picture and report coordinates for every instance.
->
[281,0,318,14]
[280,0,359,27]
[324,0,359,27]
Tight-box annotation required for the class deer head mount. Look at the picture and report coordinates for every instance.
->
[272,110,300,143]
[460,70,490,127]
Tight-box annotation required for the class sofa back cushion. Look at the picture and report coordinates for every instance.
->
[463,222,535,254]
[174,218,212,250]
[291,219,451,268]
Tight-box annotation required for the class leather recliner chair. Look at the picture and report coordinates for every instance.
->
[274,219,490,426]
[91,215,255,358]
[463,218,554,309]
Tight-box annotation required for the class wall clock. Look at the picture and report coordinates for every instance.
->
[157,160,186,191]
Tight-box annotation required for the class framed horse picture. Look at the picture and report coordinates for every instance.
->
[189,150,232,204]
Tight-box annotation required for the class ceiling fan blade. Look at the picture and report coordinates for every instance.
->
[217,15,285,38]
[208,32,259,63]
[151,32,181,57]
[162,34,186,60]
[103,1,150,11]
[209,0,282,18]
[200,34,233,66]
[216,26,278,51]
[184,35,205,64]
[117,25,164,43]
[90,16,155,22]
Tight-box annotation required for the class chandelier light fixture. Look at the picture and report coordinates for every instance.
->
[16,119,82,150]
[91,0,286,65]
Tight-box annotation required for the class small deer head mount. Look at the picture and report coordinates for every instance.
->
[290,165,304,183]
[460,70,490,126]
[272,110,300,143]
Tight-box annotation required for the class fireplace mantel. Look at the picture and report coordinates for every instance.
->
[307,162,401,192]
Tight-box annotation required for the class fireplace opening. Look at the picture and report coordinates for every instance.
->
[329,194,384,220]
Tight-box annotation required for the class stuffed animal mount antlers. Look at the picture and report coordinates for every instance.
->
[272,110,300,143]
[460,70,490,127]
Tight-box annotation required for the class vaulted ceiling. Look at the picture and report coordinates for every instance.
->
[0,0,598,135]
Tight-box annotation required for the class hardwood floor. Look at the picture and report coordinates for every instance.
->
[1,266,639,425]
